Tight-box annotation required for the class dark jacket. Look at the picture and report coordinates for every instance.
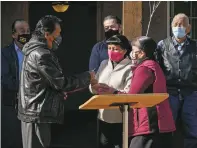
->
[157,37,197,96]
[1,43,19,106]
[89,40,108,72]
[128,60,175,136]
[17,37,91,124]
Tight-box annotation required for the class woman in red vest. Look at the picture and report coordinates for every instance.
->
[98,36,176,148]
[127,36,175,148]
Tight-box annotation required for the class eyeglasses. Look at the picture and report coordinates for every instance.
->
[130,51,142,59]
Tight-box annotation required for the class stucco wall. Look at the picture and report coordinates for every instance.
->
[142,1,168,42]
[0,1,168,46]
[96,1,168,42]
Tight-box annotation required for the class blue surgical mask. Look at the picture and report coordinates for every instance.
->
[172,27,186,39]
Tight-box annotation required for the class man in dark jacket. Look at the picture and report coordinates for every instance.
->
[157,13,197,148]
[89,15,122,72]
[17,15,97,148]
[1,19,31,148]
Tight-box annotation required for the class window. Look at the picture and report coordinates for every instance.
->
[168,1,197,40]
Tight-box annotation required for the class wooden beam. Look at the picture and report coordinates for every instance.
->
[122,1,142,41]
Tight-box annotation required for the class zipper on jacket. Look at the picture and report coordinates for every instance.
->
[136,109,140,127]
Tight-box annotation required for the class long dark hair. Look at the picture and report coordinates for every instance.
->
[131,36,157,61]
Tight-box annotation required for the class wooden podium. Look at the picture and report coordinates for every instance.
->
[79,93,169,148]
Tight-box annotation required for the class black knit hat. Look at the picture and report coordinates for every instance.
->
[106,35,131,51]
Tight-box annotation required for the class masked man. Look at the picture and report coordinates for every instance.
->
[89,15,122,72]
[1,19,31,148]
[17,15,100,148]
[157,13,197,148]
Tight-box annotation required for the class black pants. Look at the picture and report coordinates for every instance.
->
[128,132,173,148]
[98,120,122,148]
[1,105,23,148]
[21,121,51,148]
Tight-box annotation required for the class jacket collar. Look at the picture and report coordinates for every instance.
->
[172,36,190,47]
[107,57,132,71]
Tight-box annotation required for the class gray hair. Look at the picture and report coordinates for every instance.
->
[103,15,121,25]
[171,13,189,27]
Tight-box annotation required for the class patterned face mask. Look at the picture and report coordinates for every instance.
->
[17,34,31,45]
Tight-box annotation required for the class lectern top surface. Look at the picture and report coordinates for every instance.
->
[79,93,169,109]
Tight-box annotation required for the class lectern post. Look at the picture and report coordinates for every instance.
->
[122,104,129,148]
[79,93,169,148]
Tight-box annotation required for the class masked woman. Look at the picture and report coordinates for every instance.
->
[90,34,132,148]
[97,36,176,148]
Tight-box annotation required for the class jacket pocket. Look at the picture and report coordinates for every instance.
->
[42,91,61,117]
[50,92,63,117]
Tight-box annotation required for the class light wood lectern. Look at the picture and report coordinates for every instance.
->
[79,93,169,148]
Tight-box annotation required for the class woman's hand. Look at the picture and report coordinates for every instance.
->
[91,83,109,94]
[97,86,117,95]
[91,83,117,95]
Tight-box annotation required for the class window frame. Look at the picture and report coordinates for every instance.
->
[167,1,197,40]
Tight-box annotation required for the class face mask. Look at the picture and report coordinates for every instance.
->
[130,51,147,66]
[105,29,119,39]
[132,57,149,67]
[17,34,31,45]
[52,35,62,51]
[172,27,186,39]
[108,50,125,62]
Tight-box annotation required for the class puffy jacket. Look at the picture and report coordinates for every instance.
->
[18,37,91,124]
[128,60,176,136]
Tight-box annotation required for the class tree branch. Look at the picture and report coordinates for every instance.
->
[146,1,161,36]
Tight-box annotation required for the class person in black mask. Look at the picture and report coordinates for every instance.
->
[89,15,122,72]
[17,15,97,148]
[1,19,30,148]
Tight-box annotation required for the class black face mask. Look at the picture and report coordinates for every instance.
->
[17,34,31,45]
[52,35,62,51]
[105,29,119,39]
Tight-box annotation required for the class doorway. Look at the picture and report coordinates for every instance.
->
[29,2,98,148]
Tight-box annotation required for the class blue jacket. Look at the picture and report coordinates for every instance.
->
[1,43,19,106]
[89,40,108,72]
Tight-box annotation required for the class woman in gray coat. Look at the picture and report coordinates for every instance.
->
[90,35,133,148]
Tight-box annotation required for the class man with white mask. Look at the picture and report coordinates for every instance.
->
[157,13,197,148]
